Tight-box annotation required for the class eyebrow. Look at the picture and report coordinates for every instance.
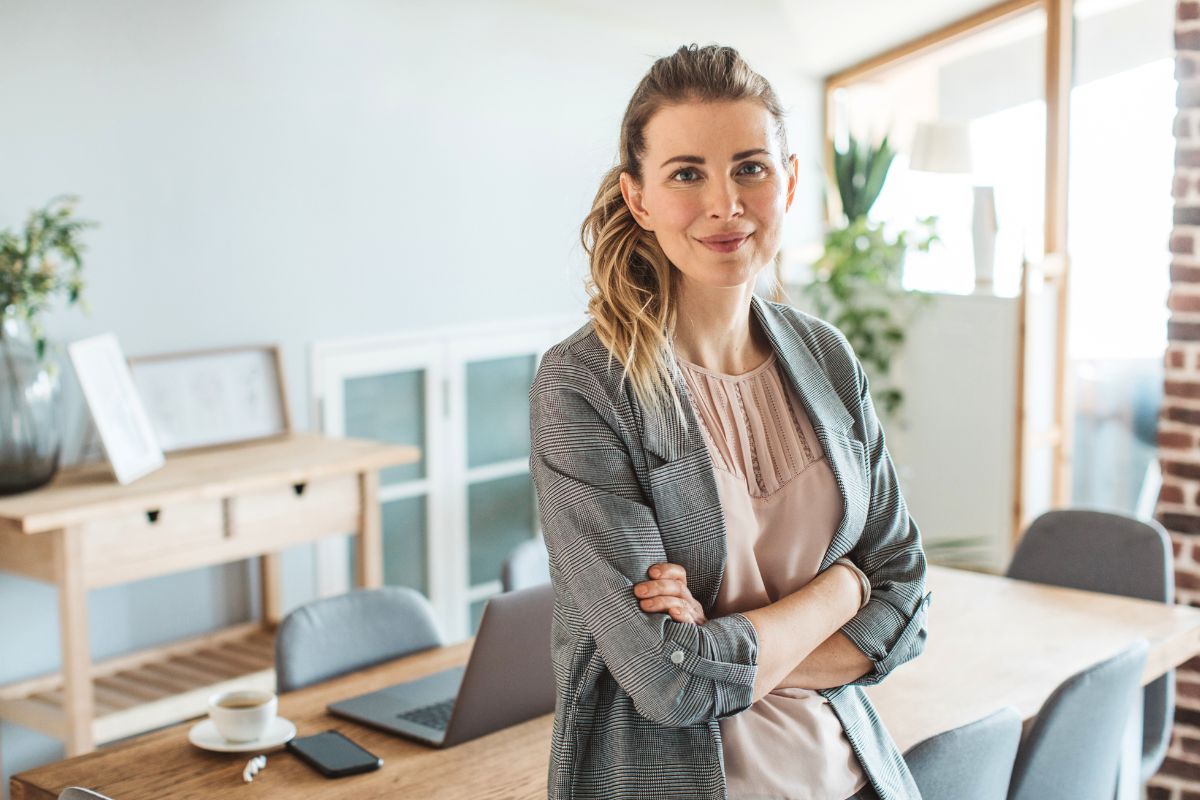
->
[659,148,769,168]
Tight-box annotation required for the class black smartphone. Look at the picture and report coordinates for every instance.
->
[287,730,383,778]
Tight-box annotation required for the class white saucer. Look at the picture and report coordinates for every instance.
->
[188,717,297,753]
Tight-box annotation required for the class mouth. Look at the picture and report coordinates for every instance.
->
[696,232,753,254]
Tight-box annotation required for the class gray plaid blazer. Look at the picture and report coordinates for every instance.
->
[528,294,932,800]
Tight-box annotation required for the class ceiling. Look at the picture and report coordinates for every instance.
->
[779,0,1026,75]
[517,0,1017,78]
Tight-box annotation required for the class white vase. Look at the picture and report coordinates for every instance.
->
[972,185,998,290]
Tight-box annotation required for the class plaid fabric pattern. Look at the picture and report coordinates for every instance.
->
[529,294,932,800]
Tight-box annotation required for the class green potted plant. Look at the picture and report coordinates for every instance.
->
[0,195,96,494]
[803,132,939,416]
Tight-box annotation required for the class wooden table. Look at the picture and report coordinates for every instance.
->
[0,433,420,757]
[12,564,1200,799]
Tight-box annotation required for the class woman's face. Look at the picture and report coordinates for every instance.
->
[619,98,798,292]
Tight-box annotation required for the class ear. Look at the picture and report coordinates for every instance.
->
[619,171,653,231]
[784,154,799,213]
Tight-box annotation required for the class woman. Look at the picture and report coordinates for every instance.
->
[528,44,931,800]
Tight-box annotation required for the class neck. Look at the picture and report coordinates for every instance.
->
[670,277,772,375]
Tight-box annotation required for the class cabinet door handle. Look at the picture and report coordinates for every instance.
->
[292,482,308,497]
[146,509,162,524]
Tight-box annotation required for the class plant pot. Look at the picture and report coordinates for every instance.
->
[0,305,62,494]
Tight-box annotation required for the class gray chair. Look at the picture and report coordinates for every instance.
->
[902,706,1023,800]
[275,586,443,693]
[59,790,113,800]
[500,537,550,593]
[1007,638,1150,800]
[1006,509,1174,786]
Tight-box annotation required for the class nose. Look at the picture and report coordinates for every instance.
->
[705,175,743,220]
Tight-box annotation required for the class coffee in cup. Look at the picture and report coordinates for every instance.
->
[208,689,277,743]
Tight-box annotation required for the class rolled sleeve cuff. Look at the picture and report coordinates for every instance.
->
[661,611,759,717]
[840,591,933,684]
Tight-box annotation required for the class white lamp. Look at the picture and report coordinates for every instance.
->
[909,121,973,174]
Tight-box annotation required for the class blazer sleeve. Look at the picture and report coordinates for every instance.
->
[528,350,759,727]
[838,354,933,687]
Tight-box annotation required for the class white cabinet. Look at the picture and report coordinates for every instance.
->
[311,315,582,641]
[884,291,1022,574]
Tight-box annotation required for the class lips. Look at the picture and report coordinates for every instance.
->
[697,231,752,253]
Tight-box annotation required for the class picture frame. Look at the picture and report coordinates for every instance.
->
[125,344,293,454]
[67,333,165,485]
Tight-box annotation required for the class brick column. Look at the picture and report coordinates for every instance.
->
[1150,4,1200,796]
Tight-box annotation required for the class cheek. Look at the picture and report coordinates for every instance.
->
[746,183,787,222]
[645,190,704,233]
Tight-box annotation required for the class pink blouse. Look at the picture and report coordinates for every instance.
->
[677,350,871,800]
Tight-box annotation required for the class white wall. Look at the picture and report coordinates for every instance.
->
[0,0,822,788]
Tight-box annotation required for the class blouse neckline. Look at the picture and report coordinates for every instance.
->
[675,349,778,382]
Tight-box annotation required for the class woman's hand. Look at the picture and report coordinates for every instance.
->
[632,562,708,625]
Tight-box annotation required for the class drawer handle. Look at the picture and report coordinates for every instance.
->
[292,482,308,497]
[146,509,162,524]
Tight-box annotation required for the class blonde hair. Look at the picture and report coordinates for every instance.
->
[581,44,789,427]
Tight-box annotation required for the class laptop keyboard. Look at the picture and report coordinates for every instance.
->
[397,697,455,730]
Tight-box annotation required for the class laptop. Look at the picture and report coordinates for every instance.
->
[327,582,555,748]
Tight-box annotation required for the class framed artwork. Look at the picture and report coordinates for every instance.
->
[67,333,164,485]
[126,344,292,454]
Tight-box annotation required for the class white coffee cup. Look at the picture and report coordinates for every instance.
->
[208,689,277,743]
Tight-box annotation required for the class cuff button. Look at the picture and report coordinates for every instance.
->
[670,650,685,664]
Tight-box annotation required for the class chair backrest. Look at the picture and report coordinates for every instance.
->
[903,706,1023,800]
[1007,638,1149,800]
[1006,508,1174,782]
[275,586,443,693]
[1007,509,1172,602]
[500,537,550,593]
[59,790,113,800]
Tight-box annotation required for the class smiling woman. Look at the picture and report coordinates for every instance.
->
[531,43,929,800]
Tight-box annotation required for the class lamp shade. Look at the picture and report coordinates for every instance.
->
[908,121,974,174]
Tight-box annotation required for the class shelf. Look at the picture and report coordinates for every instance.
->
[0,622,277,746]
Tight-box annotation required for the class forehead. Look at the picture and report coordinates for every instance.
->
[641,99,777,161]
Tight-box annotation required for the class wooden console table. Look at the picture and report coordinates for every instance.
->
[0,432,419,757]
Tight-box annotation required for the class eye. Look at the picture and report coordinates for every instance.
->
[738,161,768,176]
[670,167,701,183]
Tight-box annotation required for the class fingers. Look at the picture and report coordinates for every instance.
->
[648,562,688,582]
[636,563,707,624]
[633,578,687,599]
[638,595,706,624]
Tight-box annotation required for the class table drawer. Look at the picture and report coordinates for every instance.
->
[82,499,226,582]
[229,474,361,541]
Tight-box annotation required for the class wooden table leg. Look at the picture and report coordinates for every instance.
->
[356,471,383,589]
[53,526,94,755]
[260,553,283,626]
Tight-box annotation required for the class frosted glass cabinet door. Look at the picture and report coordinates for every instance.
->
[343,369,429,595]
[382,495,428,595]
[466,355,535,467]
[345,370,426,486]
[468,474,536,586]
[464,354,539,632]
